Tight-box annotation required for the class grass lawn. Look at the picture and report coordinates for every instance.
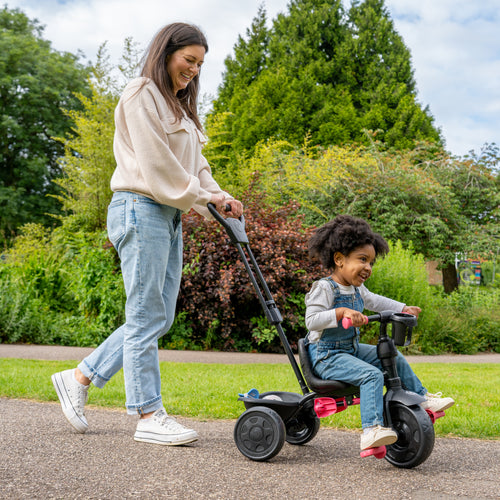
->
[1,358,498,439]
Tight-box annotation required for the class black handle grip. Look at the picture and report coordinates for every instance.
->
[207,203,247,244]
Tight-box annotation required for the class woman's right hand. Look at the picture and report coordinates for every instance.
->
[209,194,243,217]
[209,193,227,212]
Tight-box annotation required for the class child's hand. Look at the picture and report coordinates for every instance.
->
[341,308,368,327]
[403,305,421,317]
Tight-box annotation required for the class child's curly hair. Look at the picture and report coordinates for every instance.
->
[308,215,389,269]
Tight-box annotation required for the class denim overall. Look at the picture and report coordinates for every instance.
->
[307,278,426,428]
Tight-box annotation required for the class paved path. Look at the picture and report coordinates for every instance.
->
[1,398,499,499]
[1,343,499,364]
[1,344,499,499]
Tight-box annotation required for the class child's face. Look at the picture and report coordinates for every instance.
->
[332,244,376,287]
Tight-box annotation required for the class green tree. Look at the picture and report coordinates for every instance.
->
[215,5,270,112]
[233,138,499,293]
[205,6,271,172]
[345,0,441,149]
[206,0,441,165]
[53,45,121,231]
[426,143,500,291]
[53,39,141,231]
[0,7,91,245]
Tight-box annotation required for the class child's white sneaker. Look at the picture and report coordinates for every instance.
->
[134,408,198,446]
[421,392,455,413]
[51,369,89,433]
[360,425,398,450]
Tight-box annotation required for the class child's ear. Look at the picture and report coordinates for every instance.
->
[334,252,345,268]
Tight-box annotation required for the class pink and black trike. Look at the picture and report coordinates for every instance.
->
[208,204,446,468]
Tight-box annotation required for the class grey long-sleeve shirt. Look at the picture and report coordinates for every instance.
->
[305,279,405,342]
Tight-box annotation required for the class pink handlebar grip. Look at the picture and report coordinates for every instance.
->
[342,316,368,329]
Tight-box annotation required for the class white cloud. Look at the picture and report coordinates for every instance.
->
[4,0,500,156]
[385,0,500,155]
[8,0,290,96]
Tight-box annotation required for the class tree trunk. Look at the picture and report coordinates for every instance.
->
[442,263,459,294]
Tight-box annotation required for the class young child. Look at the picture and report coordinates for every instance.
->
[304,215,454,450]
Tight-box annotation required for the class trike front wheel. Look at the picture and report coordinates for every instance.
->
[385,403,435,468]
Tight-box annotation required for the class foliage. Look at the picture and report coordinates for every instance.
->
[361,240,440,343]
[206,0,441,165]
[428,143,500,261]
[0,9,496,356]
[0,221,125,347]
[53,79,118,231]
[174,185,322,352]
[52,41,142,231]
[223,139,499,292]
[0,6,91,245]
[421,287,500,354]
[1,196,498,354]
[366,242,499,354]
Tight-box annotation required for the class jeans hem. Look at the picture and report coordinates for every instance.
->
[78,360,109,389]
[126,396,163,416]
[362,420,385,429]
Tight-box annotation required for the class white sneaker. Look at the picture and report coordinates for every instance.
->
[134,408,198,446]
[51,369,89,433]
[421,392,455,413]
[360,425,398,450]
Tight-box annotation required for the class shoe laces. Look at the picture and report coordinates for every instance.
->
[154,409,187,432]
[71,383,88,414]
[426,392,443,399]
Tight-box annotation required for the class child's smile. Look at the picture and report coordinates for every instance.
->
[332,244,376,287]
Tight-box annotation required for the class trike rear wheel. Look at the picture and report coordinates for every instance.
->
[234,406,285,461]
[285,411,320,445]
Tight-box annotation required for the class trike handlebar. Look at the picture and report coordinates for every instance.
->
[341,316,369,329]
[342,311,418,347]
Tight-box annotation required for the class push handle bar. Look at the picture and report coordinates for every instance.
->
[207,203,247,245]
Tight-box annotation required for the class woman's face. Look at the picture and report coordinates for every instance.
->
[167,44,205,94]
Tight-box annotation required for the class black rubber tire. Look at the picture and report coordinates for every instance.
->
[233,406,286,461]
[385,403,435,469]
[285,411,321,445]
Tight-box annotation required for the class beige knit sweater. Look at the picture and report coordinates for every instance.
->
[111,77,230,219]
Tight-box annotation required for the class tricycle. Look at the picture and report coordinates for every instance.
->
[208,204,445,467]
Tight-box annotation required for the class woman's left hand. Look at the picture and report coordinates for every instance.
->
[225,199,243,218]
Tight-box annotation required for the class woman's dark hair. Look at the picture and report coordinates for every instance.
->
[140,22,208,130]
[308,215,389,269]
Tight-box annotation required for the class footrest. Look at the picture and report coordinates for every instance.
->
[314,397,350,418]
[360,445,387,459]
[425,409,445,424]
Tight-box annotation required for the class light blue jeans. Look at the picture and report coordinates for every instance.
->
[308,341,427,428]
[78,192,183,415]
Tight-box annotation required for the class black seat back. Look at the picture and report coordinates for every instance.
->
[298,338,359,397]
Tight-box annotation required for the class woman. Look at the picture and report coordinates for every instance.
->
[52,23,243,446]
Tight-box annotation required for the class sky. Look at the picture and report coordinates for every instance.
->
[4,0,500,158]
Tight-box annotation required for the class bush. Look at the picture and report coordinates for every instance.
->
[173,188,322,352]
[362,240,441,345]
[0,222,124,347]
[425,287,500,354]
[364,242,500,354]
[1,197,497,355]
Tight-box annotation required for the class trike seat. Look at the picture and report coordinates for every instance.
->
[298,338,359,398]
